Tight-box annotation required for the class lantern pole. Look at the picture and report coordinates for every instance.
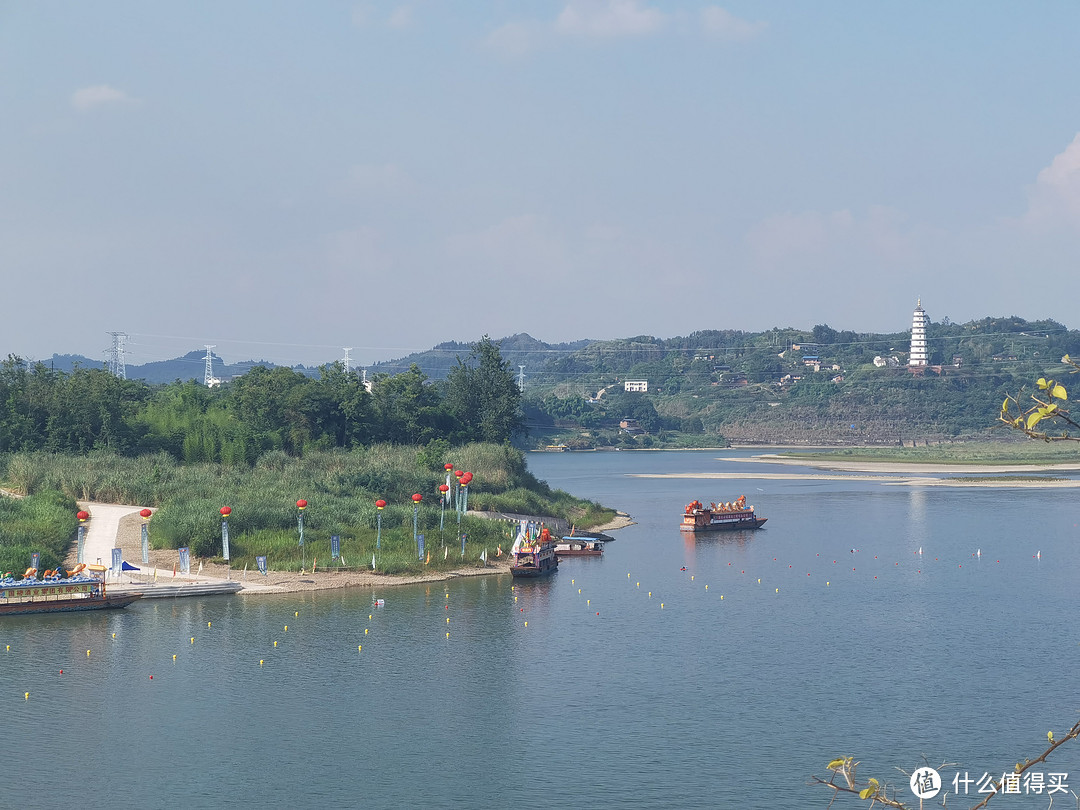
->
[297,499,308,570]
[220,506,232,580]
[412,494,423,556]
[375,499,386,549]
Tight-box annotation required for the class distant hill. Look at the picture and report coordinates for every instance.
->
[35,334,589,385]
[39,351,316,385]
[368,333,592,381]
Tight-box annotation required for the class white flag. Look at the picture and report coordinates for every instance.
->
[445,473,452,503]
[372,553,376,570]
[480,549,487,563]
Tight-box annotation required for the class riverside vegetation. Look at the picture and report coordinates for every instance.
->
[0,338,612,575]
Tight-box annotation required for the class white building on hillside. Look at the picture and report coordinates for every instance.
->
[624,380,649,392]
[909,299,929,366]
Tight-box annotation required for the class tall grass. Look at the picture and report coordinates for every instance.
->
[0,443,611,573]
[0,490,78,574]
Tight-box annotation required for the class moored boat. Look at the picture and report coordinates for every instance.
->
[680,495,767,533]
[0,570,141,615]
[511,527,559,578]
[555,537,605,557]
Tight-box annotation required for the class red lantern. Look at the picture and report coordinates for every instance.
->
[220,506,232,517]
[412,493,423,503]
[454,469,463,479]
[462,472,473,485]
[444,463,453,471]
[375,499,386,509]
[438,484,449,494]
[140,508,152,519]
[296,499,308,510]
[76,510,89,522]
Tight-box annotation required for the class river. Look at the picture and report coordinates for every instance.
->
[2,449,1078,809]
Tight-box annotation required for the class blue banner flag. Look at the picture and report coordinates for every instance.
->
[76,526,85,565]
[141,523,149,565]
[31,551,40,571]
[178,547,190,575]
[111,547,122,574]
[418,534,425,560]
[256,555,267,576]
[221,520,230,562]
[331,534,340,559]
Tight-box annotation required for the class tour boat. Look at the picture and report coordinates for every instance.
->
[510,527,559,578]
[680,496,767,533]
[0,569,141,615]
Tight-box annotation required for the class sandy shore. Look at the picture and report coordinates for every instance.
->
[112,510,635,595]
[628,455,1080,488]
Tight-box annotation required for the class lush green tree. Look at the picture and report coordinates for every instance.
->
[443,336,523,444]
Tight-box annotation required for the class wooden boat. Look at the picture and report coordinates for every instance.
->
[555,537,605,557]
[511,527,559,578]
[680,496,767,533]
[0,572,141,615]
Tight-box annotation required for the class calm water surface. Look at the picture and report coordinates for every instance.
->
[2,450,1079,809]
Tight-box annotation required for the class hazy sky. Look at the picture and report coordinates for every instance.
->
[4,2,1080,367]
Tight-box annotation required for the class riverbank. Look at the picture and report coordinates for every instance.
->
[110,509,635,595]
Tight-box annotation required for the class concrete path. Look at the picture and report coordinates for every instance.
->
[75,502,284,593]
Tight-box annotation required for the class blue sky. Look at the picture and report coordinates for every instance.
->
[3,1,1080,367]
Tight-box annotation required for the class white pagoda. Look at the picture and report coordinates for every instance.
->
[908,299,929,366]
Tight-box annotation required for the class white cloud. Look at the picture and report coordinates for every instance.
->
[387,5,412,29]
[745,206,920,269]
[485,21,546,58]
[70,84,137,112]
[555,0,666,38]
[1021,132,1080,230]
[701,7,766,41]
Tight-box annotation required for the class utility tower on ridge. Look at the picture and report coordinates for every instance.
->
[204,345,216,387]
[342,347,353,372]
[107,332,127,379]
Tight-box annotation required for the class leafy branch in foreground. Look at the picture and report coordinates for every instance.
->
[810,716,1080,808]
[999,355,1080,441]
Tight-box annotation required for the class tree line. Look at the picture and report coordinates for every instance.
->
[0,337,523,463]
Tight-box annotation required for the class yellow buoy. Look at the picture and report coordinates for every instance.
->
[273,641,278,647]
[524,621,527,627]
[578,589,581,593]
[369,614,372,620]
[636,582,640,588]
[720,595,724,600]
[628,573,631,577]
[757,578,761,584]
[514,596,517,602]
[295,611,298,616]
[190,637,195,644]
[86,650,90,657]
[172,654,177,661]
[446,632,450,638]
[112,633,116,638]
[648,592,652,598]
[587,599,590,606]
[705,585,709,590]
[445,594,449,599]
[284,625,288,631]
[358,645,362,651]
[5,645,9,651]
[691,575,694,581]
[208,621,211,628]
[364,628,368,634]
[25,692,29,700]
[260,660,264,666]
[775,588,779,593]
[660,603,664,609]
[826,581,830,586]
